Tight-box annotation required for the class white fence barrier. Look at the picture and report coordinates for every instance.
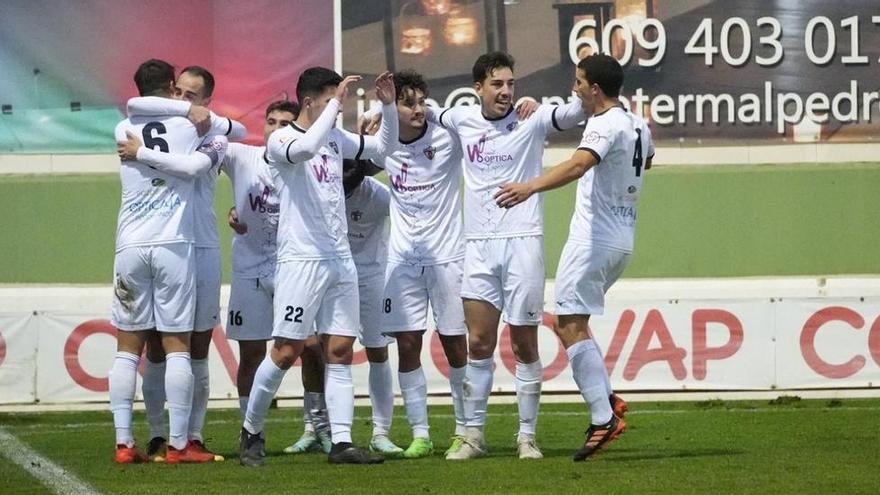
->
[1,278,879,405]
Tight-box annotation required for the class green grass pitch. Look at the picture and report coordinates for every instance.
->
[1,162,878,283]
[1,399,879,494]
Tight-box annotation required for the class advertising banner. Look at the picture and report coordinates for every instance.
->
[1,280,879,404]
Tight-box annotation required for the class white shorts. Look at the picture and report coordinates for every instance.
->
[272,258,360,341]
[226,275,275,341]
[555,242,631,316]
[358,272,393,348]
[461,237,545,326]
[194,247,221,332]
[381,260,467,336]
[111,243,195,333]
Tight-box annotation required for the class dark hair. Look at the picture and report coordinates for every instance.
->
[296,67,343,103]
[394,69,428,100]
[472,51,515,83]
[265,100,300,119]
[577,54,623,98]
[180,65,215,98]
[133,59,175,96]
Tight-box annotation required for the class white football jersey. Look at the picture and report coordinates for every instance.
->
[267,122,388,262]
[222,143,280,279]
[437,101,584,239]
[114,115,203,251]
[380,123,464,266]
[569,106,654,253]
[345,176,390,278]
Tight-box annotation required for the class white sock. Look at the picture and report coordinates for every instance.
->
[369,360,394,437]
[243,357,286,435]
[463,357,493,436]
[109,351,139,447]
[324,364,354,444]
[515,360,543,437]
[188,358,209,442]
[449,365,467,436]
[238,396,249,422]
[302,392,315,434]
[165,352,193,450]
[399,368,429,439]
[591,341,614,396]
[305,391,328,432]
[142,359,167,440]
[568,339,613,425]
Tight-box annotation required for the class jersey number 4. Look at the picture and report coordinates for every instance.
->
[632,128,643,177]
[143,122,169,153]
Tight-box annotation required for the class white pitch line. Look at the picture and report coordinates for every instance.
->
[9,406,879,434]
[0,427,101,495]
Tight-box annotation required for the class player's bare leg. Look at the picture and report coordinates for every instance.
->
[240,337,305,467]
[111,329,150,463]
[555,315,625,461]
[447,299,499,460]
[141,331,168,461]
[322,334,384,464]
[366,345,404,457]
[438,333,468,456]
[394,331,433,458]
[284,335,330,454]
[510,324,543,459]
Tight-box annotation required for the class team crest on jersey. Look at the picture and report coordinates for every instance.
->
[584,131,602,144]
[422,145,436,160]
[506,121,518,132]
[151,178,166,187]
[351,209,363,221]
[329,141,339,154]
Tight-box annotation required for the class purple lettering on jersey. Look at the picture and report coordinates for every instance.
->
[466,134,487,162]
[312,155,332,183]
[248,185,273,213]
[391,162,409,191]
[465,133,512,165]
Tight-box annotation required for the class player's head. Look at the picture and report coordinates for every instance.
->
[342,158,367,196]
[133,59,175,97]
[394,69,428,130]
[263,100,299,143]
[176,66,215,106]
[473,51,515,119]
[296,67,344,123]
[575,54,623,113]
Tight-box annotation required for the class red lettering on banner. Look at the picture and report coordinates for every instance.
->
[65,319,117,392]
[869,316,880,367]
[0,330,6,367]
[605,310,636,376]
[624,309,687,380]
[498,313,569,381]
[800,307,866,379]
[211,325,240,386]
[692,309,744,380]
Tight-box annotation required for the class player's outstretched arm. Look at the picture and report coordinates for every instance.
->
[547,98,587,132]
[349,72,399,160]
[117,130,224,178]
[494,149,596,208]
[126,96,246,139]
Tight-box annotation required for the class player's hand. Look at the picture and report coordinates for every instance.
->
[359,113,382,136]
[374,71,395,105]
[228,207,247,234]
[335,75,363,103]
[516,99,539,120]
[117,131,143,161]
[187,105,212,136]
[494,182,535,208]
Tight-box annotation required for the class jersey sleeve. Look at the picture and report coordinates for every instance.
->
[577,117,614,163]
[210,112,247,140]
[127,97,190,118]
[430,105,465,130]
[198,135,229,170]
[547,99,586,132]
[135,144,214,178]
[343,102,398,160]
[268,99,340,165]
